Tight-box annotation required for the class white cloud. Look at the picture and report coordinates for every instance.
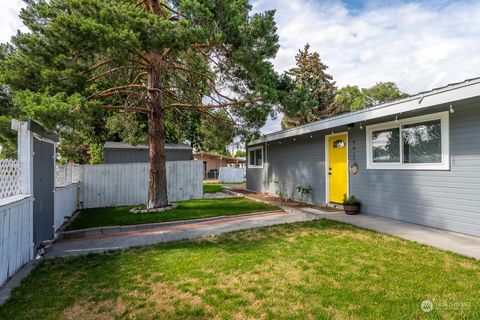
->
[254,0,480,133]
[0,0,27,43]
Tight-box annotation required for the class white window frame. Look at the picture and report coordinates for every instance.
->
[248,145,264,168]
[366,111,450,170]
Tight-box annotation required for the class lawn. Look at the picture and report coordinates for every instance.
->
[1,220,479,319]
[203,183,223,193]
[203,182,245,193]
[66,197,278,230]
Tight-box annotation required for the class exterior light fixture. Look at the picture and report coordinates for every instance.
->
[450,104,455,113]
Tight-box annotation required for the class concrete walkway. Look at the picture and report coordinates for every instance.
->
[309,211,480,260]
[47,210,315,258]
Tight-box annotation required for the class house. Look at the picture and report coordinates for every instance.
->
[194,151,246,179]
[103,141,193,163]
[246,77,480,237]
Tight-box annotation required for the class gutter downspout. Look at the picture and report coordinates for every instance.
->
[264,142,268,193]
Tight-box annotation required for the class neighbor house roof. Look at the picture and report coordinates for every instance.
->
[249,77,480,145]
[104,141,192,150]
[193,151,246,163]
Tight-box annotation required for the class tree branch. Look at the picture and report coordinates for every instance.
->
[103,105,150,114]
[89,84,147,99]
[165,98,261,109]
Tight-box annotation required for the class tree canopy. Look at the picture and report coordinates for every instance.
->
[1,0,280,207]
[335,82,409,112]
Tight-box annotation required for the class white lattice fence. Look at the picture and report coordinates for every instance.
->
[0,158,20,199]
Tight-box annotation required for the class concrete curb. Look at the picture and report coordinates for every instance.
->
[58,210,285,240]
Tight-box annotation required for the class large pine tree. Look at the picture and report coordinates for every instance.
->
[279,44,337,129]
[1,0,279,209]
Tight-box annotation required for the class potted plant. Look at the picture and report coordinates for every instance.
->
[296,185,313,202]
[342,194,361,215]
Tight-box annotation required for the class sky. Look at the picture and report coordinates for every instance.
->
[1,0,480,134]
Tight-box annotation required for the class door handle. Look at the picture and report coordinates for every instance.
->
[328,172,332,175]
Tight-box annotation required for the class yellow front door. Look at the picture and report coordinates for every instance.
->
[328,134,348,203]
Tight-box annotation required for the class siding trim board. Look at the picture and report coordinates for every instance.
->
[246,95,480,238]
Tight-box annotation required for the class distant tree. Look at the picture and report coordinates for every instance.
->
[2,0,279,209]
[363,82,409,106]
[279,44,338,129]
[335,82,408,112]
[333,85,367,112]
[235,150,246,158]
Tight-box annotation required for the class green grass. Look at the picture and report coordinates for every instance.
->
[1,220,479,319]
[203,182,245,193]
[203,184,224,193]
[66,197,279,230]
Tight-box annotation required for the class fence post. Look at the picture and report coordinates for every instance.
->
[11,120,33,195]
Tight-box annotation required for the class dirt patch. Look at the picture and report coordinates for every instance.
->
[149,281,206,312]
[62,299,127,320]
[232,189,342,212]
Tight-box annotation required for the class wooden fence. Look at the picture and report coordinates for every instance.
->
[218,167,245,184]
[0,195,34,286]
[75,161,203,209]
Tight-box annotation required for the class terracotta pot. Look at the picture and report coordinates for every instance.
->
[343,204,361,215]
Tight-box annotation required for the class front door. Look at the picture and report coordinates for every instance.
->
[328,133,348,203]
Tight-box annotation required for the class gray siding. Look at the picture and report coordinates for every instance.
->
[247,99,480,237]
[247,135,326,204]
[104,148,193,163]
[349,100,480,237]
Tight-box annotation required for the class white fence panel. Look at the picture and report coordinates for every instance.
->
[0,195,33,286]
[79,160,203,209]
[218,167,246,184]
[54,183,78,233]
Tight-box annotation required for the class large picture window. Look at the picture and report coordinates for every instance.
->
[366,112,449,170]
[248,146,263,168]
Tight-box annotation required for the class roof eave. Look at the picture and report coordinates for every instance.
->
[249,77,480,146]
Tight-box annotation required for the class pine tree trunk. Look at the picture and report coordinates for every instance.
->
[146,53,168,209]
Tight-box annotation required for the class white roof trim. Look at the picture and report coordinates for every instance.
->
[249,77,480,145]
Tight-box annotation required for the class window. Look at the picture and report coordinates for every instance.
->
[333,139,346,148]
[372,128,400,163]
[248,146,263,168]
[366,112,449,170]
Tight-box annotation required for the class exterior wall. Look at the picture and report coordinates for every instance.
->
[104,148,193,163]
[349,100,480,237]
[247,135,327,204]
[197,156,228,172]
[247,98,480,237]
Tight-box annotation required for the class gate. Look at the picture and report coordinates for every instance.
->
[31,123,58,246]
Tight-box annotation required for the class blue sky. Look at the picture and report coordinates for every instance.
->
[1,0,480,134]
